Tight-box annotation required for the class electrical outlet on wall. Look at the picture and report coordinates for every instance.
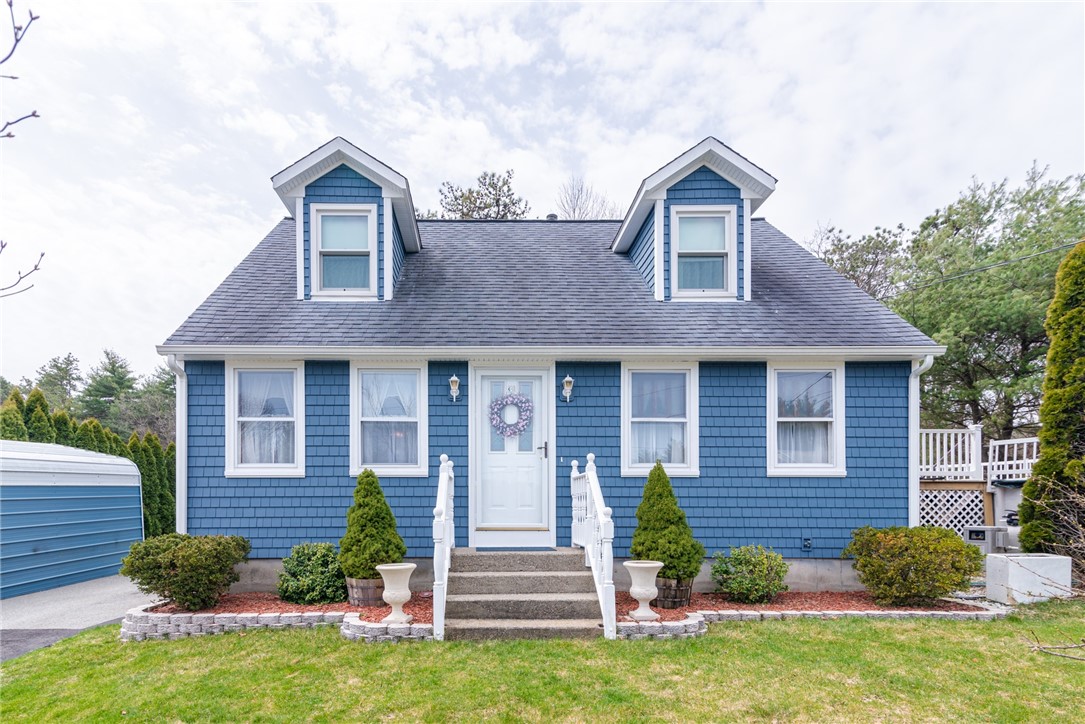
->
[802,538,813,551]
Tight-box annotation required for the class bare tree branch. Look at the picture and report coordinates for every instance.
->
[0,240,44,297]
[555,175,622,220]
[1,1,39,139]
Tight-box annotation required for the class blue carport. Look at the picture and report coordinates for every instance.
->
[0,441,143,599]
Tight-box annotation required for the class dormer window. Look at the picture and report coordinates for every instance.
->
[670,205,737,299]
[312,204,378,297]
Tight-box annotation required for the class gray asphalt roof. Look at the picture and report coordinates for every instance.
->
[162,218,937,349]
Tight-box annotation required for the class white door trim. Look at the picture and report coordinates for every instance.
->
[467,362,557,548]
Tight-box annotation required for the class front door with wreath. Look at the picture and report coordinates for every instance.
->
[473,370,552,547]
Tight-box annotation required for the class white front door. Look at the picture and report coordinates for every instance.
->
[473,370,553,547]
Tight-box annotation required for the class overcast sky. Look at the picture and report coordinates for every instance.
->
[1,1,1082,383]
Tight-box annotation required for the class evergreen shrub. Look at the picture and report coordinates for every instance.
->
[842,526,983,606]
[338,469,406,579]
[120,533,250,611]
[711,545,790,603]
[278,542,348,604]
[26,406,56,443]
[629,461,705,581]
[0,402,28,441]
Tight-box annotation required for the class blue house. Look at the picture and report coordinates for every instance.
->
[159,137,943,597]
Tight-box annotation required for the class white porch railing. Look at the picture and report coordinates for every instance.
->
[431,453,455,641]
[919,424,984,481]
[988,437,1039,485]
[570,453,616,640]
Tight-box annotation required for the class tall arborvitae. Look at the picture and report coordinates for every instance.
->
[1,402,29,441]
[165,441,177,532]
[75,419,98,451]
[91,420,110,454]
[128,432,156,537]
[27,407,57,444]
[23,388,53,434]
[5,388,25,419]
[1021,242,1085,551]
[52,410,76,447]
[145,433,174,534]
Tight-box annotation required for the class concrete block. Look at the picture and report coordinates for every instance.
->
[237,614,259,626]
[640,622,663,635]
[170,614,192,625]
[192,614,216,625]
[739,612,761,621]
[627,633,648,641]
[654,633,673,640]
[388,624,411,637]
[696,610,719,622]
[301,613,325,626]
[365,623,388,636]
[761,611,783,620]
[716,610,742,621]
[280,614,302,626]
[410,624,432,636]
[168,633,187,640]
[215,614,238,625]
[132,613,150,625]
[257,613,280,625]
[987,554,1073,604]
[323,613,345,624]
[148,613,171,625]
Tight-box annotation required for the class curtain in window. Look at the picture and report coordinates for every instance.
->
[678,256,726,290]
[360,371,418,465]
[631,372,687,464]
[776,370,833,465]
[237,371,295,465]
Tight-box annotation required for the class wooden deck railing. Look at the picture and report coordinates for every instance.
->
[431,454,455,641]
[919,425,984,481]
[570,453,616,640]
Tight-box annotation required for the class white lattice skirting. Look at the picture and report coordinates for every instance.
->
[920,489,986,535]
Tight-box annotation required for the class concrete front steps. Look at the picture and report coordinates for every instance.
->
[443,548,603,641]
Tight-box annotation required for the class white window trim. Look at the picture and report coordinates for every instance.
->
[766,360,847,477]
[224,360,306,478]
[311,203,378,299]
[669,204,738,301]
[620,362,700,477]
[349,361,429,477]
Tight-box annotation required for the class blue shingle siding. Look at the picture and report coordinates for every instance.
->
[392,208,406,289]
[628,210,655,292]
[186,360,468,559]
[554,362,623,547]
[186,359,908,560]
[302,164,384,300]
[663,166,744,301]
[0,484,143,598]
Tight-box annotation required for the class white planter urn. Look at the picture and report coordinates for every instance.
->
[376,562,416,624]
[624,560,664,621]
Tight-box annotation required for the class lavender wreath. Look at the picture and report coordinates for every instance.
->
[489,393,534,437]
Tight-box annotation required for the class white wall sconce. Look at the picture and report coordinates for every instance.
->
[449,374,461,402]
[562,375,575,402]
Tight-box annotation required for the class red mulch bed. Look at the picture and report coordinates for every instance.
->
[616,591,978,622]
[150,591,434,624]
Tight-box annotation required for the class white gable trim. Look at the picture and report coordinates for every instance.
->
[294,196,305,300]
[653,198,664,301]
[743,198,752,301]
[272,137,421,252]
[613,137,777,254]
[383,197,394,301]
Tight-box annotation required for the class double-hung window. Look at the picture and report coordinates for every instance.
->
[225,361,305,477]
[312,204,378,296]
[670,205,737,298]
[767,362,846,476]
[621,364,699,477]
[350,363,428,477]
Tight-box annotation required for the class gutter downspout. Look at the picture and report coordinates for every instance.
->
[908,354,935,526]
[166,354,188,534]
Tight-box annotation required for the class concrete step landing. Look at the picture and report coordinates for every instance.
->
[443,618,603,641]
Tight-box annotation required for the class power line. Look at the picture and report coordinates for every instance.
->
[888,240,1083,298]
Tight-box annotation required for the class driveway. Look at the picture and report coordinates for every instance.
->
[1,576,158,661]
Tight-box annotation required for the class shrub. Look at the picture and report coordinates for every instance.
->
[711,545,789,603]
[278,542,348,604]
[120,533,251,610]
[338,469,406,579]
[1021,242,1085,551]
[629,461,705,581]
[842,526,983,606]
[52,410,75,446]
[23,388,53,434]
[0,401,29,441]
[26,406,56,444]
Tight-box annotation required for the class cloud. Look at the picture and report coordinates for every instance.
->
[0,0,1081,382]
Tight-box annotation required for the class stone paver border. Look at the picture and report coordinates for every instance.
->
[339,614,434,643]
[616,607,1007,640]
[120,603,347,642]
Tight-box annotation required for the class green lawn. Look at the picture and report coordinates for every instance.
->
[2,601,1083,722]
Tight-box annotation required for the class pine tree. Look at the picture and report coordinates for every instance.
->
[79,349,137,421]
[1021,242,1085,551]
[0,402,29,441]
[5,387,25,419]
[629,462,706,581]
[52,410,75,446]
[338,469,406,579]
[26,407,56,443]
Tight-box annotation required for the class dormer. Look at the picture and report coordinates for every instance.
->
[612,138,776,302]
[271,138,420,301]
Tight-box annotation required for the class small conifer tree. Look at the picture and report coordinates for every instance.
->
[27,407,57,444]
[629,461,706,581]
[0,402,29,441]
[165,441,177,533]
[129,433,158,537]
[1021,242,1085,551]
[23,388,53,432]
[146,433,174,534]
[338,469,406,579]
[75,420,97,451]
[5,387,25,418]
[91,420,110,454]
[52,410,75,446]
